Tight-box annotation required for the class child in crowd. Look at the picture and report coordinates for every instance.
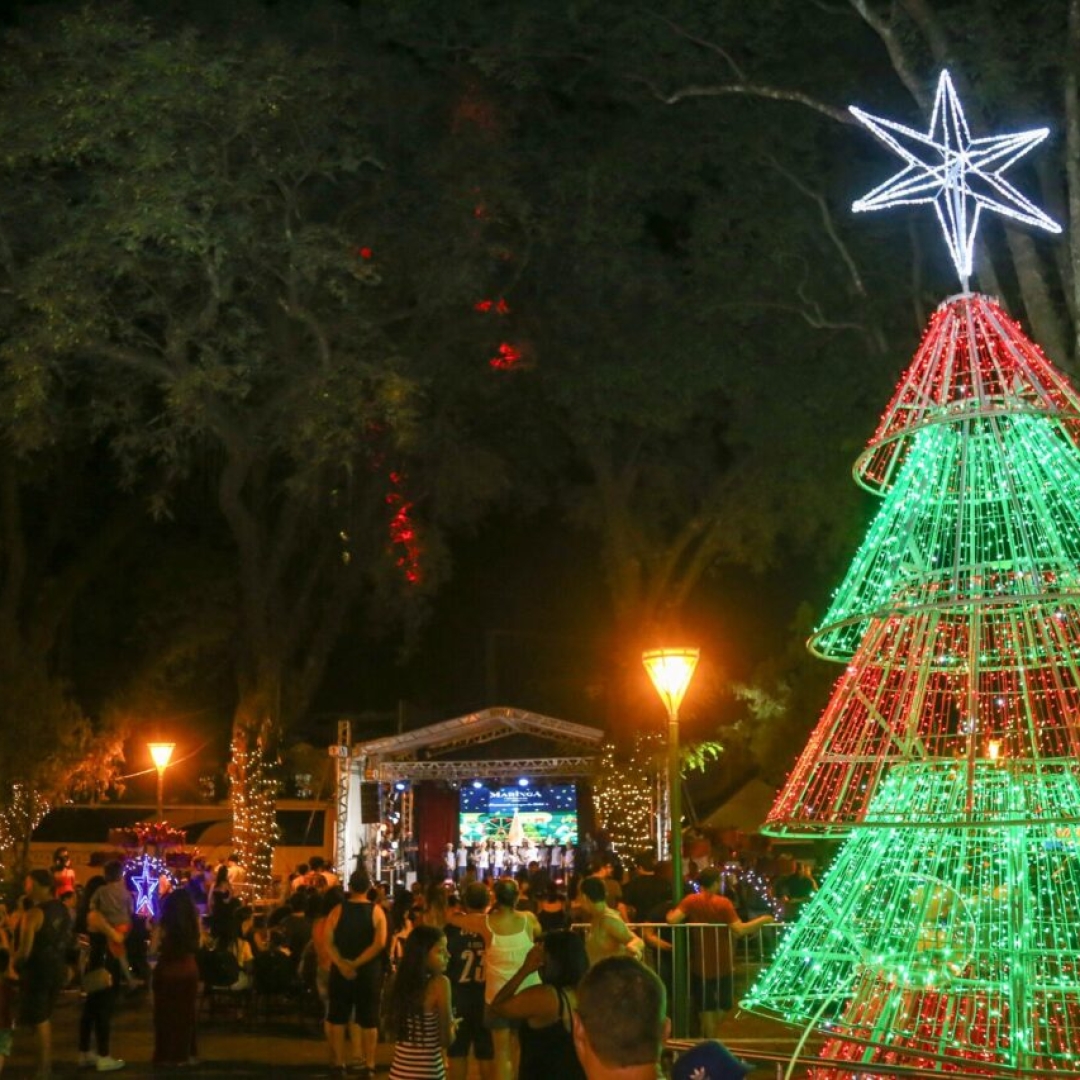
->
[384,925,456,1080]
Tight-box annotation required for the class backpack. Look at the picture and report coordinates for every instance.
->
[198,945,241,987]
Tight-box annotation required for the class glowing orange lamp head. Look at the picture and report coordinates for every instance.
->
[148,742,175,771]
[642,648,700,716]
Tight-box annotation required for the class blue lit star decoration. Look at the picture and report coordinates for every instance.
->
[850,70,1061,287]
[127,855,165,919]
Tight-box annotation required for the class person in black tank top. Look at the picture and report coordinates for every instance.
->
[326,869,388,1076]
[17,870,73,1078]
[488,930,587,1080]
[535,883,570,933]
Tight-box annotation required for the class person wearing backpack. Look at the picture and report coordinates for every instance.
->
[15,869,73,1078]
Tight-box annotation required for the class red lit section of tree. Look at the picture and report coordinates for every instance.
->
[489,342,524,370]
[857,294,1080,492]
[386,471,422,585]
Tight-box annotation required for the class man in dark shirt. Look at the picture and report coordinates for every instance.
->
[446,882,494,1080]
[622,853,670,923]
[16,869,72,1078]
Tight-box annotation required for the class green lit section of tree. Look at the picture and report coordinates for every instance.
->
[815,412,1080,660]
[747,762,1080,1074]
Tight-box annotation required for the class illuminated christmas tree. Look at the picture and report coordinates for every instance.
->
[744,72,1080,1075]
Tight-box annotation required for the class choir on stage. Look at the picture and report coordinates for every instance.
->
[444,839,574,882]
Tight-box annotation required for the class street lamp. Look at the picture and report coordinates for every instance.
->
[643,646,699,1038]
[148,742,175,821]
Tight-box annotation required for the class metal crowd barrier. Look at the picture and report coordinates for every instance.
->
[573,921,789,1038]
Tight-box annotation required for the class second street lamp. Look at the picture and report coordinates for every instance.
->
[642,646,699,1039]
[148,741,175,822]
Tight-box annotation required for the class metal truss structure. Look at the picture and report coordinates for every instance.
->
[357,706,604,761]
[367,756,598,782]
[333,719,350,876]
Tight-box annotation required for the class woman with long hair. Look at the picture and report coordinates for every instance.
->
[76,875,125,1071]
[152,890,201,1066]
[536,883,569,933]
[384,924,454,1080]
[489,931,587,1080]
[207,864,231,918]
[446,878,540,1080]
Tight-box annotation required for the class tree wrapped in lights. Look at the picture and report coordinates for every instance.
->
[745,72,1080,1076]
[229,737,280,898]
[593,732,665,853]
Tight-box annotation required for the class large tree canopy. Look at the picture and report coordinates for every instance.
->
[0,0,515,884]
[2,0,1075,848]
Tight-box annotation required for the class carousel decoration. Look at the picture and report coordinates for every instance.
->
[107,820,195,919]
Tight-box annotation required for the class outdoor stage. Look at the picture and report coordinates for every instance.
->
[332,706,605,886]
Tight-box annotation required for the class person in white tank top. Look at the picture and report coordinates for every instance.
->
[446,879,540,1080]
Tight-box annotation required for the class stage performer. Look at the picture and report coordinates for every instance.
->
[444,845,456,883]
[550,843,563,876]
[456,843,469,881]
[492,842,505,878]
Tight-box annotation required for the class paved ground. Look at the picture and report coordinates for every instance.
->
[2,983,809,1079]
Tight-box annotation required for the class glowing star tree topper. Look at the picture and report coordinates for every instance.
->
[850,70,1061,287]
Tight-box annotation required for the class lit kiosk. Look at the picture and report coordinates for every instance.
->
[642,647,699,1038]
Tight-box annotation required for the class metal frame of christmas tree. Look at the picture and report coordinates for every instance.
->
[744,72,1080,1076]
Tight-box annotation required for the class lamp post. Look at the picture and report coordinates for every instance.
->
[643,646,699,1039]
[148,742,175,822]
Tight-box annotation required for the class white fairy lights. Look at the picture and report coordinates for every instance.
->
[850,70,1060,285]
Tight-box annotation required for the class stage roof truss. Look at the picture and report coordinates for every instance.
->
[356,706,604,760]
[370,757,597,781]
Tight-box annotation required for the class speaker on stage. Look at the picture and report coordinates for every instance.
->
[359,782,382,823]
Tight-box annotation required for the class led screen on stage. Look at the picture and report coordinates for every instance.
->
[459,783,578,845]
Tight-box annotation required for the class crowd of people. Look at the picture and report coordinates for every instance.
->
[0,841,786,1079]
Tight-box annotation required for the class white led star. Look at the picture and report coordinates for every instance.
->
[850,70,1061,286]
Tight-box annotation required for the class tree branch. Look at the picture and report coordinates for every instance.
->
[764,154,867,296]
[627,74,853,125]
[708,297,869,336]
[644,8,747,81]
[847,0,932,111]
